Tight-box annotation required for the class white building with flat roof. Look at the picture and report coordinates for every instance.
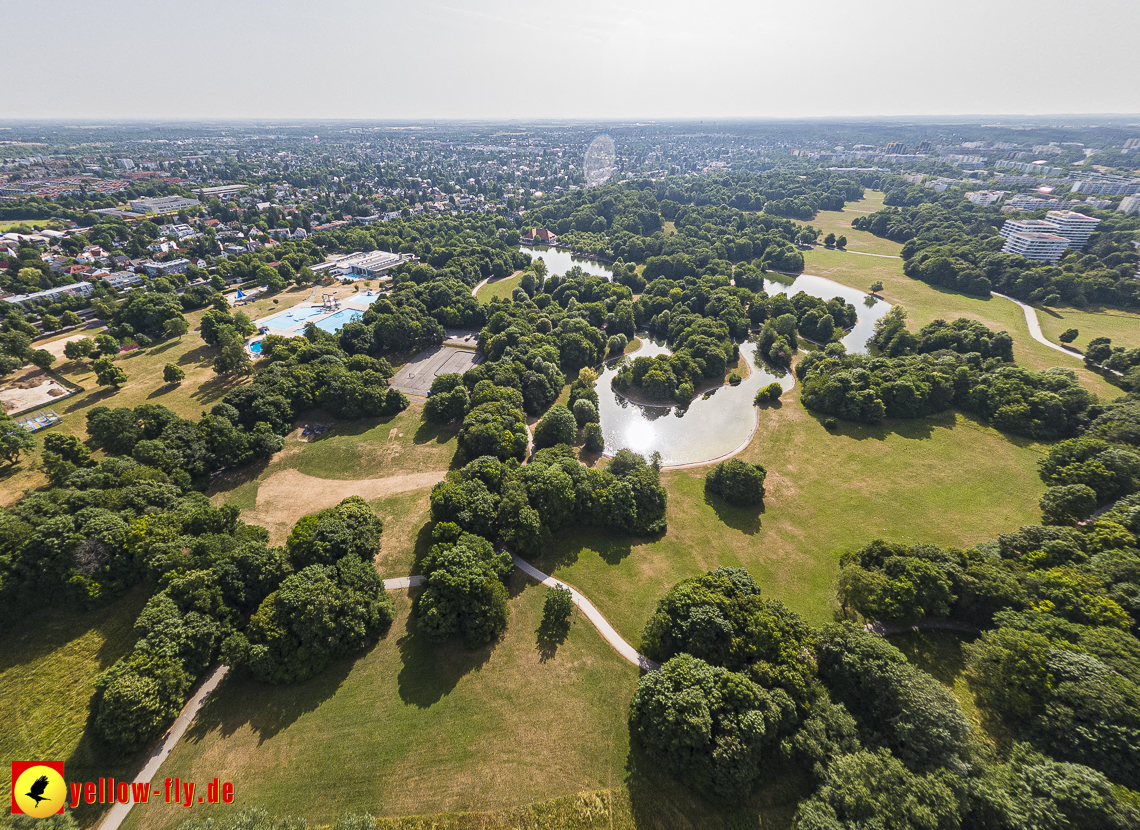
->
[129,195,200,214]
[1001,232,1072,263]
[999,219,1059,239]
[1119,194,1140,216]
[1044,210,1100,247]
[966,190,1007,206]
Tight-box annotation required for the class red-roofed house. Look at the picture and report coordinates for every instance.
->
[521,228,558,244]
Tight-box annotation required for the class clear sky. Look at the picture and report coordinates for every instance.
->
[10,0,1140,120]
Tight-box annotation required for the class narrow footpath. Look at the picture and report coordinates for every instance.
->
[991,292,1083,359]
[98,666,230,830]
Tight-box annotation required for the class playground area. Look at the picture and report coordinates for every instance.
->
[1,368,73,415]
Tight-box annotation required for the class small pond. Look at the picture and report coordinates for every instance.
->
[598,339,792,467]
[762,272,890,355]
[519,245,614,279]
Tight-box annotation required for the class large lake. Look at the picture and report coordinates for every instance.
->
[598,339,792,467]
[595,272,891,466]
[518,245,614,279]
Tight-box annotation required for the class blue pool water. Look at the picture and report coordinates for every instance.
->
[257,305,327,331]
[249,340,263,354]
[313,308,363,332]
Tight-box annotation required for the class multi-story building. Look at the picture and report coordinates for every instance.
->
[1044,210,1100,247]
[141,258,190,277]
[966,190,1007,206]
[1070,179,1140,196]
[128,195,200,214]
[1119,194,1140,216]
[1000,219,1060,239]
[1001,232,1072,263]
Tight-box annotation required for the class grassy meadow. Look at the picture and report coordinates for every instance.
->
[525,399,1047,641]
[476,273,523,304]
[0,590,148,816]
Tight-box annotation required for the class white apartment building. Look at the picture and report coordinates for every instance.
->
[999,219,1059,239]
[128,196,200,214]
[966,190,1007,206]
[1044,211,1100,247]
[1001,232,1072,263]
[1119,194,1140,216]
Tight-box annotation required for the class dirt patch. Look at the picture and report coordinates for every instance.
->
[233,468,446,543]
[0,369,69,414]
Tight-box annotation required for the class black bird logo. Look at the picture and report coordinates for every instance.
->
[26,775,51,807]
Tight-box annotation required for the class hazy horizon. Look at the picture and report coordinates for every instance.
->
[12,0,1140,121]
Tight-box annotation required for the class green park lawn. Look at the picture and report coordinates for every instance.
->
[117,584,636,830]
[1035,304,1140,352]
[525,393,1048,644]
[0,218,57,231]
[0,590,148,816]
[477,273,523,304]
[805,191,903,257]
[801,246,1123,401]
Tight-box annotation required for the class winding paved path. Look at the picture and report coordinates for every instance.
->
[99,558,654,830]
[509,553,660,671]
[98,666,230,830]
[991,292,1083,359]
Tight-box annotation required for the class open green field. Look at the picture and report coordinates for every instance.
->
[526,398,1047,641]
[1036,304,1140,352]
[0,218,57,231]
[208,403,457,547]
[119,584,642,830]
[805,191,903,257]
[476,273,522,304]
[0,590,147,811]
[801,246,1122,401]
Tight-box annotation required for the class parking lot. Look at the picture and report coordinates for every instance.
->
[389,346,481,397]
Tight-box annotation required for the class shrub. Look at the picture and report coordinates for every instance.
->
[533,403,577,449]
[705,459,767,507]
[582,422,604,453]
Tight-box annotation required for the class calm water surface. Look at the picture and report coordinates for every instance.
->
[596,273,890,464]
[518,245,614,279]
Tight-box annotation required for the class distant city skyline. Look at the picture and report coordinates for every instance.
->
[11,0,1140,120]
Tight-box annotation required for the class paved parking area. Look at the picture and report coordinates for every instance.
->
[389,346,481,397]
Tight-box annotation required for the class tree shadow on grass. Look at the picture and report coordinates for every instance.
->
[535,615,570,663]
[148,339,181,355]
[177,344,214,366]
[206,456,269,498]
[704,490,763,535]
[64,386,114,412]
[395,606,494,708]
[532,528,635,571]
[821,410,944,443]
[413,418,460,446]
[146,384,176,399]
[190,373,244,405]
[408,519,436,576]
[182,657,355,746]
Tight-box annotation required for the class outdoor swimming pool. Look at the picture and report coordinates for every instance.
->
[249,340,263,354]
[313,308,364,332]
[257,305,328,331]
